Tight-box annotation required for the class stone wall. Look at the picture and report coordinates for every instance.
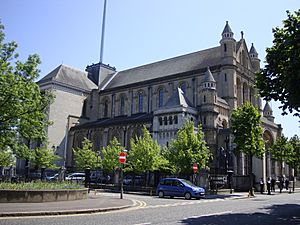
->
[0,189,88,203]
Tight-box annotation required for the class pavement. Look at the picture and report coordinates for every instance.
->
[0,191,134,217]
[0,189,296,217]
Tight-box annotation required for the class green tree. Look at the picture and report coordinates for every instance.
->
[31,146,60,180]
[0,22,53,164]
[165,121,211,175]
[256,10,300,117]
[231,102,265,195]
[73,138,101,170]
[102,137,124,173]
[73,138,101,186]
[127,126,166,177]
[270,135,293,176]
[289,135,300,174]
[0,150,14,167]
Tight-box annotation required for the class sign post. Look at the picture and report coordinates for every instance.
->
[119,152,126,199]
[192,163,198,184]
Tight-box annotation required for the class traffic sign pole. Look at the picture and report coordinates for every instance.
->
[120,165,124,199]
[192,163,198,184]
[119,152,126,199]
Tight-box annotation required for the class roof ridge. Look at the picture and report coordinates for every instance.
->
[119,46,219,73]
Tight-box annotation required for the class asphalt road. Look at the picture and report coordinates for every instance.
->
[0,192,299,225]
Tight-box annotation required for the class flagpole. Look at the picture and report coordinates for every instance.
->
[98,0,107,86]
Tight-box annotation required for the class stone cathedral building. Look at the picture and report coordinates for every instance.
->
[38,22,282,185]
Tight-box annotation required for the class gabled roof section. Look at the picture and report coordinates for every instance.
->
[38,64,97,91]
[102,47,221,89]
[163,88,193,108]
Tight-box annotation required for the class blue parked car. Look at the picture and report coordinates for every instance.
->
[156,178,205,200]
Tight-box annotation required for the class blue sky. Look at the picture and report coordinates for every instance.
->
[1,0,299,138]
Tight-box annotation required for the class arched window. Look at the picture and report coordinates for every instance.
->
[138,92,143,113]
[169,116,173,125]
[203,95,206,103]
[224,43,227,52]
[164,116,168,125]
[158,88,164,108]
[222,120,228,128]
[174,115,178,124]
[104,99,109,117]
[159,117,163,126]
[120,95,125,115]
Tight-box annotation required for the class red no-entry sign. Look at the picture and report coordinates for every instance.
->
[119,152,126,164]
[192,163,198,173]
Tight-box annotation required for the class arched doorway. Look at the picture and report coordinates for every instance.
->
[263,130,274,178]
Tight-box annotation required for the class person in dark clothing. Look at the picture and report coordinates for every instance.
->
[259,178,264,194]
[278,176,284,193]
[271,177,276,192]
[267,177,271,195]
[285,178,289,190]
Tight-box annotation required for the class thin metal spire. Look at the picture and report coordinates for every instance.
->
[98,0,107,86]
[100,0,107,64]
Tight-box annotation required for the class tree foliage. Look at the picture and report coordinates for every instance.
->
[165,121,211,175]
[231,102,265,158]
[0,21,53,164]
[73,138,101,170]
[289,135,300,173]
[270,135,293,175]
[127,126,166,173]
[31,145,60,170]
[0,150,14,167]
[256,9,300,117]
[102,137,124,173]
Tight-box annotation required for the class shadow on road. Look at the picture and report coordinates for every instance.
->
[181,204,300,225]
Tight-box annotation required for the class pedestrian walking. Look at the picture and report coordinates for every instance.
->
[267,177,271,195]
[259,178,264,194]
[279,176,284,193]
[271,177,276,192]
[285,178,289,190]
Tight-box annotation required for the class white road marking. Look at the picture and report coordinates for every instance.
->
[183,210,233,220]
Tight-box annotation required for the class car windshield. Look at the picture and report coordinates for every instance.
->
[181,179,198,187]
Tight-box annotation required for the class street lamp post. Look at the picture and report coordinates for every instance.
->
[220,136,234,194]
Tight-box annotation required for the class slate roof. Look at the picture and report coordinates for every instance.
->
[249,43,258,55]
[222,21,233,34]
[163,88,193,108]
[101,46,221,90]
[38,64,97,91]
[71,113,153,130]
[263,101,273,113]
[202,67,216,83]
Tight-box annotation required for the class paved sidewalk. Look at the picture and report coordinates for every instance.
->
[0,192,134,217]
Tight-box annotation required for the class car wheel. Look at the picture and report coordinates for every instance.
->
[196,197,200,200]
[170,196,174,199]
[158,191,164,198]
[184,192,191,200]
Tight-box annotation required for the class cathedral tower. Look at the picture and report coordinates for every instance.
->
[249,43,260,72]
[220,21,236,65]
